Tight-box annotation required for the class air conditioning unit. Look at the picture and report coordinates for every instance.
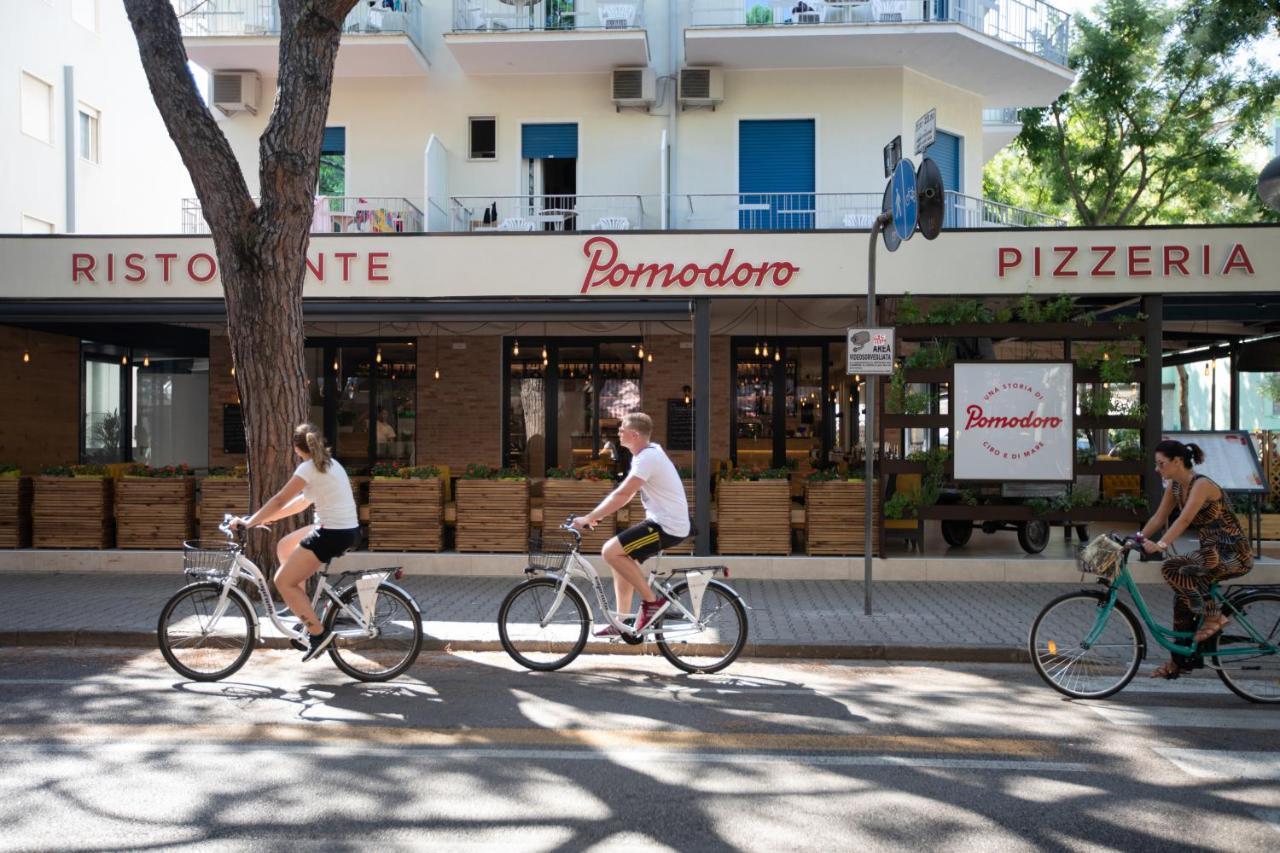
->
[678,67,724,110]
[611,67,656,110]
[211,71,260,116]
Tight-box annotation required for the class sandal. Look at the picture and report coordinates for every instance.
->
[1150,660,1191,679]
[1194,616,1230,645]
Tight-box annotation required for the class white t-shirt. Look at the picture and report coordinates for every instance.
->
[630,443,690,537]
[294,458,359,530]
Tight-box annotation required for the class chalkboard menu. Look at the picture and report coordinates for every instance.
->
[222,403,246,454]
[667,399,694,451]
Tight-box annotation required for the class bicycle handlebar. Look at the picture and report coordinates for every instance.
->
[560,515,585,543]
[218,513,271,541]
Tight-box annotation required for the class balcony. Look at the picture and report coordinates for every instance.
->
[174,1,429,77]
[445,0,649,73]
[181,196,425,234]
[685,0,1074,107]
[448,195,662,231]
[982,106,1022,159]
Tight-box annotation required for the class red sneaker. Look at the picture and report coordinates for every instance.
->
[633,597,670,632]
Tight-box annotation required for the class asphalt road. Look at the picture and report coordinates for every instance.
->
[0,648,1277,852]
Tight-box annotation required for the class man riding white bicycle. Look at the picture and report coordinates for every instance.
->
[571,412,690,638]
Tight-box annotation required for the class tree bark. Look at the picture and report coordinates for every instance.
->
[1176,364,1190,430]
[125,0,356,568]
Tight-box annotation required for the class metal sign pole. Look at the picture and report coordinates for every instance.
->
[865,212,889,616]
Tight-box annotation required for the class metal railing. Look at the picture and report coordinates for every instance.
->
[174,1,426,55]
[983,107,1022,125]
[672,192,882,230]
[182,196,425,234]
[451,0,646,32]
[448,195,660,231]
[689,0,1071,66]
[944,191,1064,227]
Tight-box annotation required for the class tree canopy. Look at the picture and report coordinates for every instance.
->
[986,0,1280,225]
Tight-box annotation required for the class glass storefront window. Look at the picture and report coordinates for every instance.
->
[786,346,825,472]
[374,344,416,466]
[558,346,595,470]
[735,348,773,470]
[83,356,123,463]
[303,340,416,472]
[599,343,642,466]
[508,353,546,477]
[132,357,209,467]
[334,347,372,464]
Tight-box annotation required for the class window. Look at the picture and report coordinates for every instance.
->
[318,126,346,196]
[304,340,416,471]
[78,105,99,163]
[22,214,55,233]
[469,117,496,160]
[72,0,97,32]
[20,72,53,143]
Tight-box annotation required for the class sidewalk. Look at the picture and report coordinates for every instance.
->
[0,572,1188,663]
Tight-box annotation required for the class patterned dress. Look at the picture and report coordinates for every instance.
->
[1161,474,1254,618]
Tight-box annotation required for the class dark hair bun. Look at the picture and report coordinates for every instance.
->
[1185,442,1205,465]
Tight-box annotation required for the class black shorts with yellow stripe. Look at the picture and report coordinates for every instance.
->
[616,520,687,563]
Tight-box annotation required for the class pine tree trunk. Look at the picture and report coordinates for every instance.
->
[125,0,356,568]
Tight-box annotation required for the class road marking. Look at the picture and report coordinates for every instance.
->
[0,722,1060,757]
[1153,748,1280,781]
[0,740,1089,773]
[1086,704,1280,731]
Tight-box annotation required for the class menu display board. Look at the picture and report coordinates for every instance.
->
[1161,432,1267,493]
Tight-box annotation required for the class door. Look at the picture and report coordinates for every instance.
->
[928,130,962,227]
[738,119,815,230]
[522,123,578,229]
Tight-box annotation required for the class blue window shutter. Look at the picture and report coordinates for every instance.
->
[738,119,815,230]
[521,123,578,159]
[928,131,961,192]
[321,127,346,156]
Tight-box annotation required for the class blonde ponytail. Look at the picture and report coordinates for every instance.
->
[293,422,333,473]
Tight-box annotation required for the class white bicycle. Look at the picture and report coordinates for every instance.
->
[157,515,424,682]
[497,519,749,674]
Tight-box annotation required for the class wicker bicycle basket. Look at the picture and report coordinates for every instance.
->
[528,530,573,572]
[1078,534,1124,581]
[182,539,239,578]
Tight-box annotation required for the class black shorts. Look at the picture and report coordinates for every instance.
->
[300,527,361,563]
[617,520,687,563]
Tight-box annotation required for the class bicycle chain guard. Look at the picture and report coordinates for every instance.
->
[686,570,710,620]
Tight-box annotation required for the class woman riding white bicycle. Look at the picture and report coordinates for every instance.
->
[232,422,360,661]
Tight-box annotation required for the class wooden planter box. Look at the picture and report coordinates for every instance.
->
[623,480,696,554]
[199,479,249,541]
[33,476,114,549]
[805,480,880,556]
[544,479,614,554]
[116,477,196,549]
[456,479,529,553]
[717,479,791,555]
[0,476,33,548]
[1259,514,1280,541]
[368,478,444,552]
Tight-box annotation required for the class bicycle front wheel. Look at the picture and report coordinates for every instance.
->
[655,579,748,674]
[1029,591,1142,699]
[157,582,256,682]
[326,584,424,682]
[497,577,589,671]
[1212,592,1280,704]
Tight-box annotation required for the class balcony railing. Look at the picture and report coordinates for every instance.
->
[672,193,883,230]
[448,195,661,231]
[451,0,646,32]
[983,107,1022,124]
[945,192,1063,227]
[174,0,425,54]
[181,196,425,234]
[689,0,1071,66]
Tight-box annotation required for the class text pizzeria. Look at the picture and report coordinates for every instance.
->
[997,243,1254,278]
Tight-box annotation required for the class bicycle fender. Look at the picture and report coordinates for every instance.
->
[372,580,423,618]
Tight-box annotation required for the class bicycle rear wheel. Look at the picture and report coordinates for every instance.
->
[1212,592,1280,704]
[157,582,256,682]
[326,584,424,682]
[1029,591,1142,699]
[654,579,748,674]
[497,577,589,671]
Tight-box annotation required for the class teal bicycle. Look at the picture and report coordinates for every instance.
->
[1030,533,1280,703]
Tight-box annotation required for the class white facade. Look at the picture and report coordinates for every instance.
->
[0,0,193,234]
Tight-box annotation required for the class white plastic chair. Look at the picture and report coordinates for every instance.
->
[598,3,636,29]
[870,0,905,22]
[498,217,536,231]
[592,216,632,231]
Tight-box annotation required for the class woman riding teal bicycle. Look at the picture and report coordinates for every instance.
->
[1139,439,1253,679]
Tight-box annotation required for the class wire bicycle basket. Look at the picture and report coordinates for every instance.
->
[182,539,239,579]
[1078,534,1124,581]
[527,530,573,572]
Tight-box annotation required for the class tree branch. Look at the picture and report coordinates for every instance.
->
[123,0,253,238]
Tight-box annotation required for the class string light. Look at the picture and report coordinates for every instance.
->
[376,348,382,364]
[754,342,761,356]
[763,342,769,357]
[646,352,653,363]
[774,349,781,362]
[434,367,440,380]
[638,343,645,359]
[230,365,235,377]
[121,354,128,366]
[143,354,150,367]
[541,342,547,360]
[332,358,339,371]
[22,350,30,364]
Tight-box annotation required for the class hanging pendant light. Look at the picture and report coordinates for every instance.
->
[376,348,383,364]
[143,354,150,367]
[513,338,520,356]
[754,342,761,356]
[774,349,781,362]
[541,342,547,360]
[332,357,339,371]
[22,350,30,364]
[762,342,769,358]
[121,354,128,366]
[647,352,653,363]
[230,365,235,377]
[434,366,440,380]
[638,343,645,359]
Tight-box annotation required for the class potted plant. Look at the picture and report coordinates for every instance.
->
[116,463,196,549]
[0,464,32,548]
[804,468,878,555]
[199,466,249,541]
[746,4,773,25]
[33,464,114,549]
[455,464,529,553]
[544,465,615,553]
[716,467,791,555]
[368,463,444,551]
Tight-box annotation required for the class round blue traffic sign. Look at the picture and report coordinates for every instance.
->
[891,159,917,241]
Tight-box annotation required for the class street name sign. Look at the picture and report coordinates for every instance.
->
[914,108,936,155]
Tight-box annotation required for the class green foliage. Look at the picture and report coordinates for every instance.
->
[676,466,694,479]
[1114,442,1144,462]
[1078,385,1113,418]
[1003,0,1280,225]
[545,466,575,479]
[0,464,20,477]
[373,462,442,479]
[1105,494,1150,513]
[726,467,790,481]
[958,489,979,506]
[1017,293,1076,324]
[806,468,844,482]
[1077,447,1098,466]
[883,491,919,520]
[1074,342,1137,383]
[1118,399,1149,424]
[126,464,193,478]
[1261,373,1280,404]
[746,4,773,24]
[897,294,923,324]
[40,465,76,477]
[463,463,524,480]
[206,466,247,479]
[904,341,956,370]
[886,368,931,415]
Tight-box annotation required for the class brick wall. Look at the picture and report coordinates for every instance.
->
[640,334,731,467]
[207,333,244,469]
[418,334,503,472]
[0,326,80,470]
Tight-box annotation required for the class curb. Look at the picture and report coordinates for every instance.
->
[0,630,1030,664]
